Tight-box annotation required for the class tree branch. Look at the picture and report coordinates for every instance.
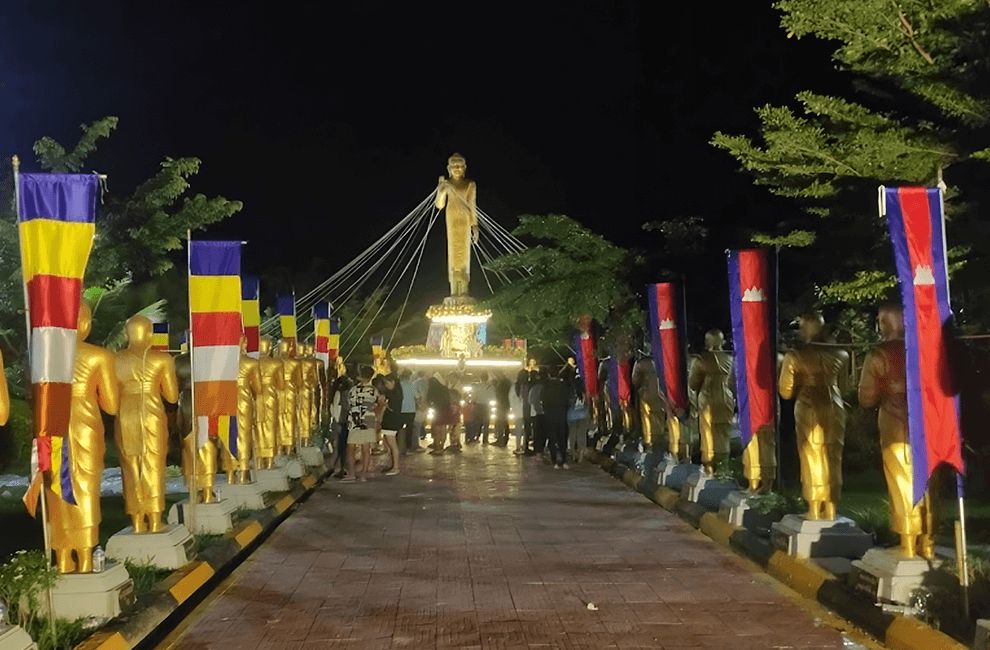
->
[894,4,935,65]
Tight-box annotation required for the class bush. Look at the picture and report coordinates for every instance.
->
[0,399,33,473]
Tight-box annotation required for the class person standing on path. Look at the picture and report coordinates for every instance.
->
[528,368,548,456]
[398,370,419,453]
[379,374,403,475]
[542,376,571,468]
[344,365,379,482]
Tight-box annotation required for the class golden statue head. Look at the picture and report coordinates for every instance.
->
[259,335,272,356]
[704,329,725,351]
[125,314,153,351]
[797,311,825,343]
[77,302,93,342]
[447,153,467,180]
[278,338,294,358]
[302,342,313,357]
[878,303,905,341]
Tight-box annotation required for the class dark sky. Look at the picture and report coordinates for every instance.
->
[1,0,845,331]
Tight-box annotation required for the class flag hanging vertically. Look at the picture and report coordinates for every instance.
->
[151,322,169,351]
[727,249,776,450]
[574,315,599,400]
[18,172,101,509]
[646,283,689,414]
[882,186,964,504]
[241,275,260,359]
[605,355,632,422]
[180,331,189,354]
[189,241,242,456]
[328,318,341,361]
[276,293,296,348]
[313,303,331,369]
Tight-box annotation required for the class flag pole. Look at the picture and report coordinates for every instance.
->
[186,230,197,534]
[955,472,969,617]
[774,245,782,492]
[14,155,58,646]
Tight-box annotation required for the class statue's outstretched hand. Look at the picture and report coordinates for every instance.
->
[472,224,480,244]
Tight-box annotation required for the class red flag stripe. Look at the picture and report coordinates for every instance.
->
[191,312,243,347]
[27,275,82,330]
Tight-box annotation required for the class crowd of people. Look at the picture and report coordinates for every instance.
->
[324,361,592,482]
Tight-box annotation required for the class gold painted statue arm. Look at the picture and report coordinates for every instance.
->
[0,348,9,426]
[97,350,120,415]
[435,176,448,209]
[687,356,705,393]
[778,352,797,401]
[857,351,882,409]
[160,356,179,404]
[250,365,262,396]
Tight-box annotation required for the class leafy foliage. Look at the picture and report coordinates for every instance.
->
[0,549,59,630]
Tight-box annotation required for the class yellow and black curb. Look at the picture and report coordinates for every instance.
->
[73,463,330,650]
[585,450,968,650]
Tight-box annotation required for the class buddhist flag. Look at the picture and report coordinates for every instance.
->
[727,249,776,449]
[646,283,689,414]
[18,173,100,508]
[277,293,296,346]
[180,331,189,354]
[574,316,599,399]
[882,186,964,504]
[242,275,260,359]
[328,318,341,360]
[152,322,169,351]
[313,303,331,369]
[189,240,242,455]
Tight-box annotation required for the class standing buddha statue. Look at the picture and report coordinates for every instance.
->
[435,153,478,297]
[277,339,303,456]
[255,336,283,470]
[688,329,735,475]
[225,334,262,484]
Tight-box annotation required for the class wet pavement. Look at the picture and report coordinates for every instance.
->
[160,445,870,649]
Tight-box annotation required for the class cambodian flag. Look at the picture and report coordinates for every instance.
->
[646,283,688,413]
[882,186,964,504]
[727,249,776,449]
[573,331,599,399]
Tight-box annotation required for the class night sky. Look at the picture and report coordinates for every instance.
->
[1,1,847,337]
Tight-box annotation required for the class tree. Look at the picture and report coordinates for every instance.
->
[484,214,643,354]
[711,1,990,320]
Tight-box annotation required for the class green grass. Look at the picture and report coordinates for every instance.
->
[123,559,172,595]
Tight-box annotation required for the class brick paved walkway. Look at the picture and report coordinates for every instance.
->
[163,446,860,649]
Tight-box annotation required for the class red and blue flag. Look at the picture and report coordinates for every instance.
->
[646,283,689,414]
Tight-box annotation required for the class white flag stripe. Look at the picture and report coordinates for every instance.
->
[196,416,210,447]
[247,351,260,359]
[191,345,240,382]
[30,327,77,383]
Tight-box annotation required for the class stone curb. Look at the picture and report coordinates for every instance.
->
[73,463,329,650]
[584,450,968,650]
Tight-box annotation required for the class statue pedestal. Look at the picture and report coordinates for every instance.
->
[298,446,324,468]
[0,626,36,650]
[682,472,739,510]
[216,481,266,510]
[274,455,304,479]
[106,524,193,569]
[167,498,237,535]
[50,562,135,621]
[255,467,290,492]
[771,514,873,559]
[658,460,695,490]
[719,492,776,535]
[850,548,940,605]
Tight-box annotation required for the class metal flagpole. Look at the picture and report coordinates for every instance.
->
[14,155,58,646]
[774,245,782,492]
[956,471,970,616]
[186,230,197,534]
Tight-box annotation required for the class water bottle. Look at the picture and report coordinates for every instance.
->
[93,546,105,573]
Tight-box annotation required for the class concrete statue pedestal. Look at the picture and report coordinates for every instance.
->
[50,562,135,621]
[216,481,266,510]
[718,491,776,535]
[658,459,696,491]
[298,446,324,468]
[255,466,290,492]
[106,523,193,569]
[167,498,237,535]
[771,514,873,559]
[682,472,739,510]
[0,625,36,650]
[274,455,304,479]
[850,548,941,605]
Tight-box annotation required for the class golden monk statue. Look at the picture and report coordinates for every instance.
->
[47,304,118,573]
[779,312,849,520]
[114,315,179,533]
[224,335,262,484]
[688,330,735,475]
[255,336,283,470]
[435,153,478,297]
[297,343,319,448]
[176,352,217,505]
[631,356,665,449]
[277,338,303,456]
[303,342,325,437]
[858,304,937,558]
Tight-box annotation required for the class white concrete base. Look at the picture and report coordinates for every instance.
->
[682,472,739,510]
[771,514,873,559]
[167,498,237,535]
[255,467,290,492]
[0,625,36,650]
[851,548,939,605]
[298,446,324,468]
[106,524,193,569]
[975,619,990,649]
[216,481,266,510]
[284,458,303,479]
[658,461,696,491]
[50,562,135,621]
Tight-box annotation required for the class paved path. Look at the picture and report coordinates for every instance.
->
[162,447,868,649]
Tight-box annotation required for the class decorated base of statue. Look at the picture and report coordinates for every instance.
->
[719,492,775,534]
[298,446,324,468]
[0,625,37,650]
[275,455,304,479]
[682,471,739,510]
[850,548,943,606]
[168,498,237,535]
[50,561,135,622]
[658,459,695,490]
[255,467,290,492]
[106,524,194,570]
[216,481,267,510]
[771,514,873,559]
